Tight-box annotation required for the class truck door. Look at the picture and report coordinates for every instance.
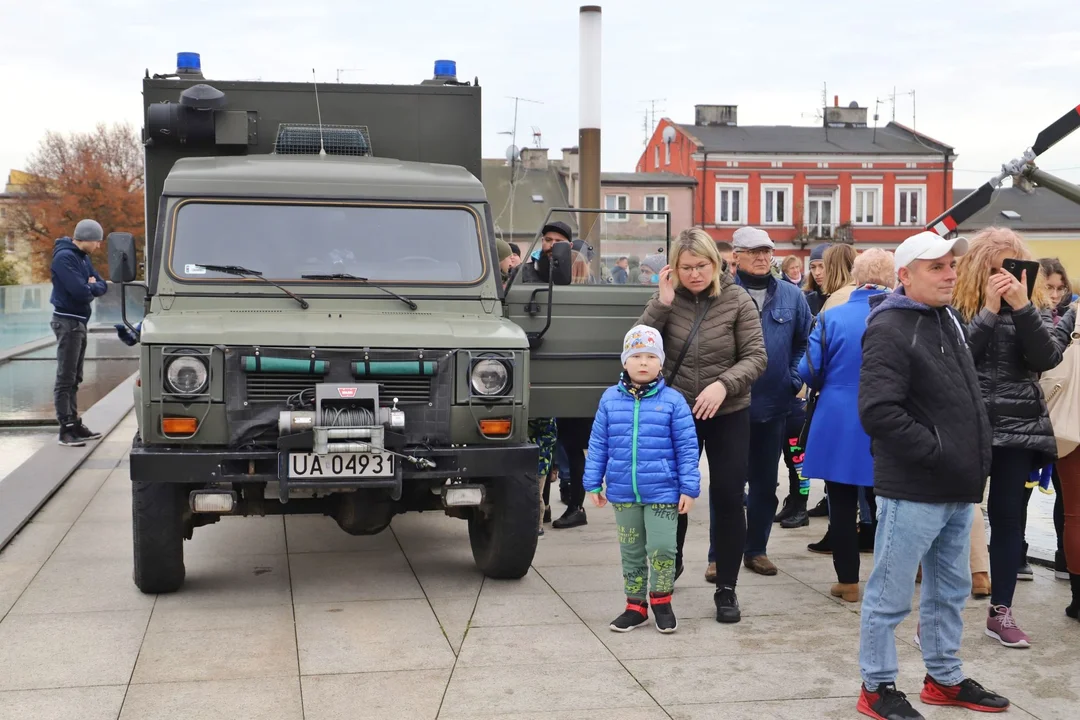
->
[503,208,670,419]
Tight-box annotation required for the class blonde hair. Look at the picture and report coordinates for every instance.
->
[781,255,802,277]
[822,244,857,294]
[571,250,591,284]
[852,248,896,288]
[671,228,722,297]
[954,226,1050,322]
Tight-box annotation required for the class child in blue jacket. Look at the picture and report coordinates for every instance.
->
[585,325,701,633]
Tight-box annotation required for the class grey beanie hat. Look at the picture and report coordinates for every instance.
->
[73,219,104,242]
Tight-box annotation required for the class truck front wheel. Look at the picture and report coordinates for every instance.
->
[467,474,539,579]
[132,482,187,593]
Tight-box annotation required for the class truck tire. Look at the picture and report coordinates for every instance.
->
[468,474,539,579]
[132,481,187,594]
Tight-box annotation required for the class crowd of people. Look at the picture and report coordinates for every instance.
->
[509,220,1079,720]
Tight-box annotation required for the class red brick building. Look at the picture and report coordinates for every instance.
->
[637,102,957,256]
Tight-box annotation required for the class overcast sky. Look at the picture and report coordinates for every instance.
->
[4,0,1080,189]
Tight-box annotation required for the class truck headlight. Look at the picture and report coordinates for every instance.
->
[165,355,209,395]
[470,358,510,396]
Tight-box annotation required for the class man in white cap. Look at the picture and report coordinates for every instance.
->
[50,219,108,447]
[854,231,1008,719]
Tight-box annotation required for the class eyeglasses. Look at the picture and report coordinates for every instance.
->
[741,248,773,258]
[678,263,713,276]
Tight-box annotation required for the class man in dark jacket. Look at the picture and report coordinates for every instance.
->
[732,226,811,576]
[50,219,108,447]
[519,221,573,286]
[856,231,1008,720]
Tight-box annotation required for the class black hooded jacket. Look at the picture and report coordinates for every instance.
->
[965,303,1062,468]
[858,288,992,504]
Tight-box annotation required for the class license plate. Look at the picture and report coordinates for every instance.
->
[288,452,394,478]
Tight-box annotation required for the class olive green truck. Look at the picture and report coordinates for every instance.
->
[109,55,666,592]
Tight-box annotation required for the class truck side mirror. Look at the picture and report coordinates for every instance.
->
[549,241,572,286]
[107,232,137,284]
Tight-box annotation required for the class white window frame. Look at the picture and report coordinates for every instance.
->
[644,194,668,222]
[760,183,793,226]
[604,194,629,222]
[895,184,927,226]
[804,186,839,238]
[714,182,748,225]
[654,146,660,169]
[851,184,883,226]
[664,142,671,165]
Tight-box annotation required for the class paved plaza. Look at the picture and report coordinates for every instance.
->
[0,413,1076,719]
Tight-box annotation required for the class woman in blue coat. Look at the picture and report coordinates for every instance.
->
[798,249,895,603]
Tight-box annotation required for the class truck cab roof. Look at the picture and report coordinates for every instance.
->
[163,155,488,203]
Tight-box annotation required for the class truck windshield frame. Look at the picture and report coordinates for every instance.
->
[165,198,488,286]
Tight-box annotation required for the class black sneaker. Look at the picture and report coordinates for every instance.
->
[774,495,797,523]
[1017,562,1034,582]
[58,424,86,447]
[1055,551,1069,581]
[651,595,677,633]
[714,586,741,624]
[807,497,829,518]
[552,506,587,529]
[609,600,648,632]
[920,675,1009,712]
[858,683,923,720]
[74,420,102,441]
[808,528,833,554]
[780,509,809,529]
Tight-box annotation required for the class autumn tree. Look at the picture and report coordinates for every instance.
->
[8,123,144,281]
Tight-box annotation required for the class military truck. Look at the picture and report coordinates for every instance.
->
[110,54,667,593]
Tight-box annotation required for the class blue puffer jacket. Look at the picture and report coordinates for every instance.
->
[583,377,701,503]
[734,272,812,422]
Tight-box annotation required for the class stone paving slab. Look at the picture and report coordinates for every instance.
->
[0,411,1075,719]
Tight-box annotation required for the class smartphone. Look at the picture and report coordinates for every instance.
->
[1001,258,1040,299]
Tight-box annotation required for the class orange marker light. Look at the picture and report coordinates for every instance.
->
[479,419,512,437]
[162,417,198,435]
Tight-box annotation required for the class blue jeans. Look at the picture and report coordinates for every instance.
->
[744,418,786,559]
[860,497,973,689]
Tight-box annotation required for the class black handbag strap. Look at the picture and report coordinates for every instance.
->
[669,297,714,381]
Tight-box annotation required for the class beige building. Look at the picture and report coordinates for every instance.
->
[0,170,37,284]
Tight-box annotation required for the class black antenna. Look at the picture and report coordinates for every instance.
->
[312,68,326,156]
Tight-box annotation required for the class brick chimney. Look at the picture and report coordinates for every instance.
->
[695,105,737,127]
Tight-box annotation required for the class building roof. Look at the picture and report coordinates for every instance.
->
[481,159,577,239]
[954,185,1080,232]
[676,121,953,156]
[601,171,696,186]
[162,155,487,202]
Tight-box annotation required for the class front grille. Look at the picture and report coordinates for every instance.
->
[244,373,433,404]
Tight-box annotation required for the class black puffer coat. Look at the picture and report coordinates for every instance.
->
[966,303,1063,467]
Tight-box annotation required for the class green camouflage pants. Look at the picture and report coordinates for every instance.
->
[612,502,678,600]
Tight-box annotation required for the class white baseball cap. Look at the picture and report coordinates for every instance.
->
[732,226,775,251]
[894,231,969,272]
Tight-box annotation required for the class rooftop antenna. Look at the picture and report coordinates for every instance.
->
[873,97,883,144]
[531,126,543,148]
[640,98,666,138]
[312,68,326,156]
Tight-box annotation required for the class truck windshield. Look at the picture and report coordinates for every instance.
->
[170,201,486,284]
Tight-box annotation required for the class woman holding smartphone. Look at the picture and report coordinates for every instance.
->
[953,227,1062,649]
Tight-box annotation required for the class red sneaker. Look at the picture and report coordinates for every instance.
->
[920,675,1009,712]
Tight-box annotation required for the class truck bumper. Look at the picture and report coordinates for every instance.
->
[129,444,539,487]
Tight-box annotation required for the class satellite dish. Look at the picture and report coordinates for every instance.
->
[848,101,859,109]
[661,125,676,144]
[505,144,520,163]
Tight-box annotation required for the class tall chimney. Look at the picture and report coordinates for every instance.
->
[579,5,602,258]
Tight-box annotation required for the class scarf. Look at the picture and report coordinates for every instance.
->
[619,370,660,400]
[737,268,771,290]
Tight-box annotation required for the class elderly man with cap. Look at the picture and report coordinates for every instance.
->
[731,226,811,576]
[854,231,1008,720]
[50,219,108,447]
[520,221,574,286]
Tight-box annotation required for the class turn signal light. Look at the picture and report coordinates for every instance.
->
[479,419,512,437]
[162,417,198,434]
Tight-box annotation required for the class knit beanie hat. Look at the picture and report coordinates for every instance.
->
[496,238,512,263]
[73,219,103,242]
[622,324,665,365]
[809,243,828,262]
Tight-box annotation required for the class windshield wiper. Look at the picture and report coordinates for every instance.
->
[301,273,418,311]
[195,264,310,310]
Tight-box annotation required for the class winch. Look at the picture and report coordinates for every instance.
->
[277,384,406,455]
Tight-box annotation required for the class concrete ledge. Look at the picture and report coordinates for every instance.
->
[0,336,55,365]
[0,373,136,551]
